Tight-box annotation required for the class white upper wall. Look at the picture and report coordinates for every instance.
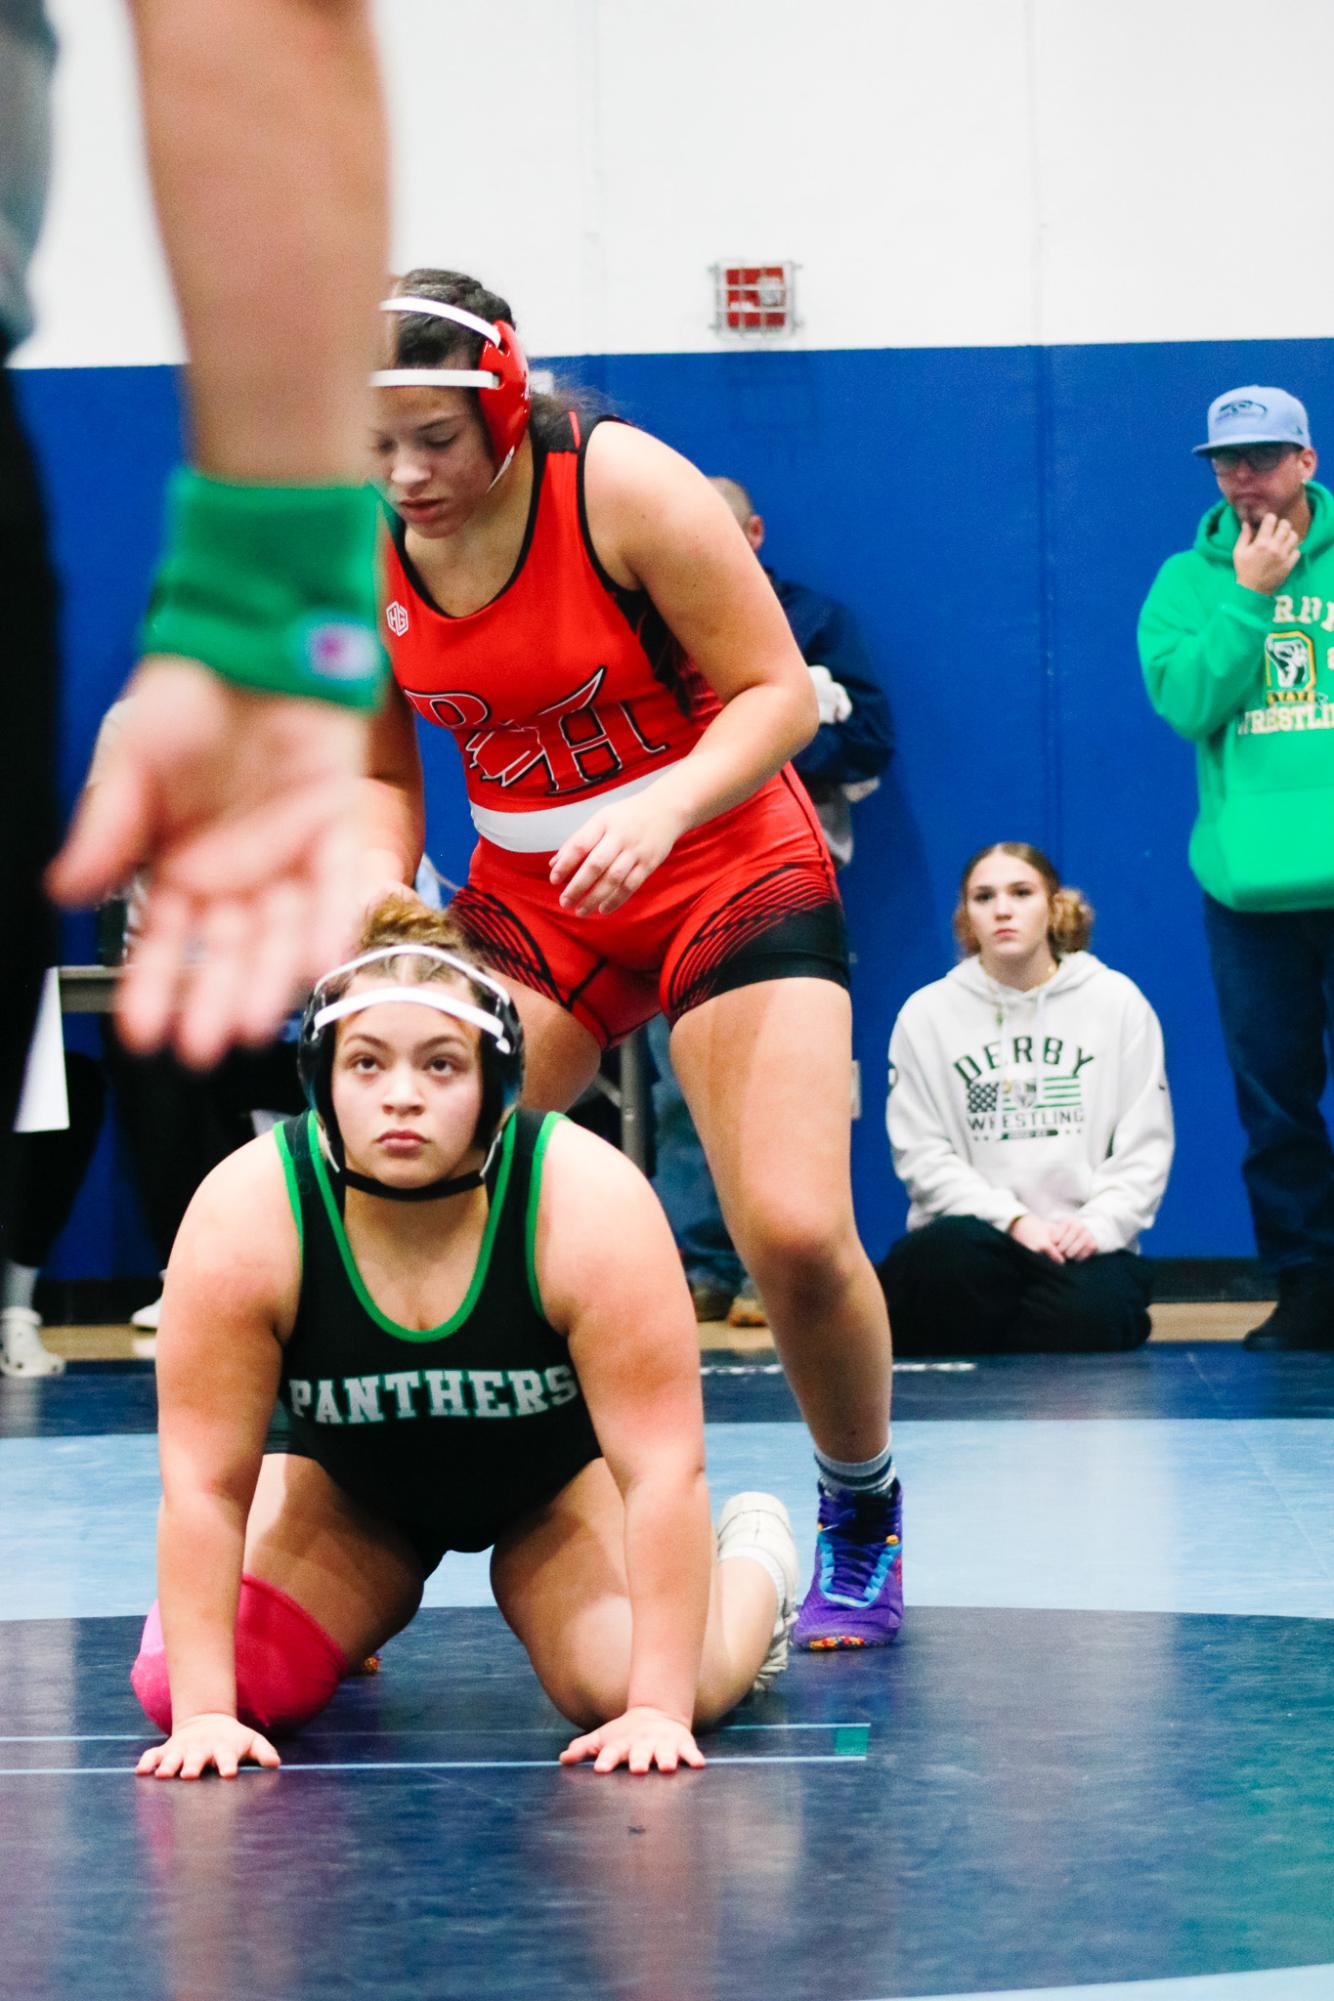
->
[18,0,1334,367]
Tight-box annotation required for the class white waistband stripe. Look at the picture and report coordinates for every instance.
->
[470,767,680,854]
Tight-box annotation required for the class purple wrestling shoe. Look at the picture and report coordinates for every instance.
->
[793,1480,903,1650]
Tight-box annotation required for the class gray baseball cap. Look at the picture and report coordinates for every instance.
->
[1194,385,1312,456]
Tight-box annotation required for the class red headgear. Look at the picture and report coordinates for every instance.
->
[373,295,532,479]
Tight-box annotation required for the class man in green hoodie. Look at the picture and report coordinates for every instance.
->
[1139,385,1334,1349]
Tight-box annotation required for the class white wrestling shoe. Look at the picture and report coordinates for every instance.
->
[717,1491,799,1692]
[130,1290,162,1331]
[0,1306,66,1378]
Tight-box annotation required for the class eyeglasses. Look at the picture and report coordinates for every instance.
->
[1207,444,1296,474]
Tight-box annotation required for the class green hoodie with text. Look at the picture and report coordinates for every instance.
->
[1138,479,1334,910]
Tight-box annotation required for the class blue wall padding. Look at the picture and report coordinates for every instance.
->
[18,336,1334,1277]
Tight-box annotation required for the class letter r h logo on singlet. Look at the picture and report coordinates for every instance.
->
[404,668,664,796]
[467,669,636,793]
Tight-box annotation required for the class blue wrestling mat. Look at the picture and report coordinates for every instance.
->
[1,1350,1333,2001]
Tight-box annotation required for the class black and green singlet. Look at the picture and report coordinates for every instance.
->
[265,1108,602,1570]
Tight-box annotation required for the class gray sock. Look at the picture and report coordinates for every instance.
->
[814,1438,895,1500]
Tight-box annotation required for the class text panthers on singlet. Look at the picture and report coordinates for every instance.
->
[286,1364,580,1426]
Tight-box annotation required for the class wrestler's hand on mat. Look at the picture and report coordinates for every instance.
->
[550,793,686,917]
[137,1712,282,1781]
[559,1706,706,1776]
[1048,1217,1098,1262]
[48,659,367,1067]
[1008,1214,1066,1263]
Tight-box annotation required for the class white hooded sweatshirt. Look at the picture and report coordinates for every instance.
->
[886,952,1173,1254]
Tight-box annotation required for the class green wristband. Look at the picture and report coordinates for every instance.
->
[141,471,387,711]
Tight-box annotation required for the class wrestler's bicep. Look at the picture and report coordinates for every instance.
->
[584,425,806,703]
[156,1140,293,1490]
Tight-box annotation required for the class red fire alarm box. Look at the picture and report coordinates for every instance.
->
[712,263,798,336]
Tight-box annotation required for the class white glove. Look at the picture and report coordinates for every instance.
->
[808,664,852,726]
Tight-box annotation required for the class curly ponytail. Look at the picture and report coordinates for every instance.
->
[1048,883,1094,954]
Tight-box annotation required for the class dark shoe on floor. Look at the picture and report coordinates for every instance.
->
[1244,1267,1334,1350]
[689,1279,735,1324]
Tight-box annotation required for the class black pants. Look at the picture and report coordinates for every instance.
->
[0,361,60,1260]
[1202,892,1334,1276]
[878,1215,1152,1356]
[7,1053,105,1269]
[101,1034,305,1266]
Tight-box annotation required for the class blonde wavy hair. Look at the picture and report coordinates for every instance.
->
[952,842,1093,959]
[358,889,472,963]
[316,890,484,1005]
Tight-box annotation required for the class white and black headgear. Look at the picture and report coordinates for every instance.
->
[297,945,524,1201]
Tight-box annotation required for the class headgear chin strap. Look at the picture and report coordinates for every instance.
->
[373,296,532,485]
[298,946,525,1203]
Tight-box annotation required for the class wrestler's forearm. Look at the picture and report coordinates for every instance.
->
[156,1490,249,1723]
[128,0,387,483]
[650,680,818,834]
[620,1467,712,1723]
[357,779,426,898]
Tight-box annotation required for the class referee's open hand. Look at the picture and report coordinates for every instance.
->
[48,658,368,1068]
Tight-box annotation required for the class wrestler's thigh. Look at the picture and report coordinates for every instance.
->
[243,1452,425,1660]
[448,874,610,1105]
[507,979,604,1110]
[669,977,857,1236]
[490,1458,632,1725]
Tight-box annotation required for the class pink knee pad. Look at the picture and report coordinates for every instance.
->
[131,1574,349,1736]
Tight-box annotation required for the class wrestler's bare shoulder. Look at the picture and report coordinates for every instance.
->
[168,1127,301,1312]
[533,1116,684,1325]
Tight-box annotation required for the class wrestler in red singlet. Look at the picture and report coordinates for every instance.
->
[381,407,841,1044]
[362,269,902,1654]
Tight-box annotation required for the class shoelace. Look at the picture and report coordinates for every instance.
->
[821,1497,899,1598]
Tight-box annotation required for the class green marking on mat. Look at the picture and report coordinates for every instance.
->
[833,1725,869,1758]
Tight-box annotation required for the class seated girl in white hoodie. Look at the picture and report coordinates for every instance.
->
[880,842,1173,1354]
